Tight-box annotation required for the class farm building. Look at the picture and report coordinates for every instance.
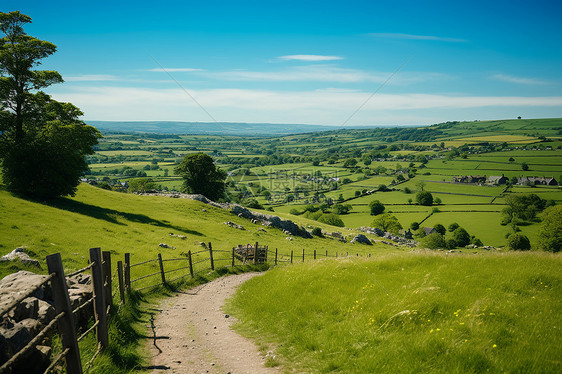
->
[517,176,558,186]
[422,227,436,236]
[487,175,508,185]
[452,175,487,184]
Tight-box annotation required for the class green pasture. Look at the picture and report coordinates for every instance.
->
[0,184,388,282]
[227,252,561,373]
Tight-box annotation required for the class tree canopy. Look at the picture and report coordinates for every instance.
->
[416,191,433,206]
[0,11,101,198]
[369,199,385,215]
[371,213,403,234]
[537,205,561,252]
[174,152,226,201]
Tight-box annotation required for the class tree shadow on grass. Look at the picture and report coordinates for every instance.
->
[48,197,204,237]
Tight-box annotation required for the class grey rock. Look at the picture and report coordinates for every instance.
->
[351,234,373,245]
[0,248,41,268]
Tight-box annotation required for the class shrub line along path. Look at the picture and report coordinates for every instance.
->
[148,272,280,374]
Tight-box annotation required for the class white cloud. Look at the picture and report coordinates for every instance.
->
[144,68,205,72]
[64,74,119,82]
[204,65,444,85]
[491,74,550,85]
[368,33,467,43]
[49,85,562,125]
[277,55,344,62]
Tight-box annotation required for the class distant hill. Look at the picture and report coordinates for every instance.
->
[86,121,352,136]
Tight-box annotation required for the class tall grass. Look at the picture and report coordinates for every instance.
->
[226,251,561,373]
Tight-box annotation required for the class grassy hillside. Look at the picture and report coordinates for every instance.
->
[0,183,387,281]
[227,252,561,373]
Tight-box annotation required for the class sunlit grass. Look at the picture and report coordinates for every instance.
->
[227,251,561,373]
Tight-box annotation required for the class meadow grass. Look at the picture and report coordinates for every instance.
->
[226,251,561,373]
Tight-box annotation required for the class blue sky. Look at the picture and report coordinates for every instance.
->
[5,0,562,126]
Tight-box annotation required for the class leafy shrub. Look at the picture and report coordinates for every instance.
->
[446,238,458,249]
[244,199,264,209]
[410,222,420,230]
[537,205,561,252]
[403,187,412,194]
[369,200,385,216]
[448,222,460,232]
[128,178,157,193]
[452,227,471,247]
[471,237,483,247]
[332,204,352,215]
[421,233,446,249]
[371,213,402,234]
[311,227,324,237]
[416,191,433,206]
[433,224,446,235]
[506,233,531,251]
[317,213,345,227]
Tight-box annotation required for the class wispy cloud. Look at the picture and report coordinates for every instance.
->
[368,33,467,43]
[491,74,550,85]
[277,55,344,62]
[64,74,119,82]
[144,68,205,72]
[51,86,562,125]
[204,65,445,85]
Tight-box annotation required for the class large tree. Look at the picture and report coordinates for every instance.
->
[0,11,101,198]
[174,152,226,201]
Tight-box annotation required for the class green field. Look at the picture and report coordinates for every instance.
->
[227,252,561,373]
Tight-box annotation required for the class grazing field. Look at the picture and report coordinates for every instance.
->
[81,118,561,249]
[227,252,561,373]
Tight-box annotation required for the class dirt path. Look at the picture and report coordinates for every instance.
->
[148,272,280,374]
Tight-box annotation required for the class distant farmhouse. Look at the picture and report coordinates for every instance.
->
[486,175,509,185]
[452,175,487,184]
[517,176,558,186]
[422,227,436,236]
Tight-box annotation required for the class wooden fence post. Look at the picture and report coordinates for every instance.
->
[265,245,268,262]
[90,248,109,349]
[302,249,305,262]
[231,248,235,267]
[188,251,194,278]
[102,251,112,308]
[275,248,278,265]
[158,253,166,284]
[124,253,131,291]
[46,253,83,374]
[326,250,328,258]
[253,242,258,265]
[336,252,338,258]
[314,250,316,260]
[291,250,293,264]
[209,242,215,270]
[117,261,125,303]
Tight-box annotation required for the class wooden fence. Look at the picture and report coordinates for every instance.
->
[0,243,371,373]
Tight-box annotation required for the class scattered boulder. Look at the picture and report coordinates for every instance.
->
[0,248,41,268]
[223,221,245,230]
[351,234,373,245]
[158,243,176,249]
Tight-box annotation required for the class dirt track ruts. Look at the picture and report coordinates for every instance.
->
[148,272,280,374]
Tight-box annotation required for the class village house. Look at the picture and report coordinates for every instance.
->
[486,175,508,185]
[517,176,558,186]
[452,175,487,184]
